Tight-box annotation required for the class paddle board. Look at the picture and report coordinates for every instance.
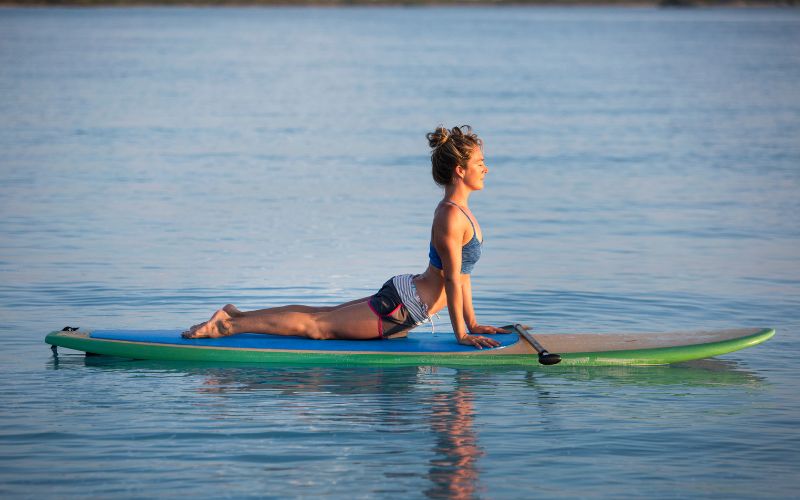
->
[45,326,774,366]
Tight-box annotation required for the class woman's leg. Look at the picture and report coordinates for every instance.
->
[232,296,373,316]
[184,296,374,336]
[182,300,380,340]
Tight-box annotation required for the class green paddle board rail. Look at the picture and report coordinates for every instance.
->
[557,328,775,366]
[45,328,775,367]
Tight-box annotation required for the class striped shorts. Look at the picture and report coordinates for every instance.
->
[367,274,430,339]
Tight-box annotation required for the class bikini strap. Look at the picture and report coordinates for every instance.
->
[443,201,477,234]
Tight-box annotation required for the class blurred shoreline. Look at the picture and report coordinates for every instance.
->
[0,0,796,8]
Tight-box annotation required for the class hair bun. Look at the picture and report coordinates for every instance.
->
[427,126,450,149]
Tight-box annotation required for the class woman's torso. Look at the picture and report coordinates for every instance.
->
[414,203,482,315]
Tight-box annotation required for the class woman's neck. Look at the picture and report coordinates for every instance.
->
[443,184,471,207]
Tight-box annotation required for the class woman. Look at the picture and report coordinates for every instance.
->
[183,125,507,349]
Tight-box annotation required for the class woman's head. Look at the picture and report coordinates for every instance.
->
[427,125,483,187]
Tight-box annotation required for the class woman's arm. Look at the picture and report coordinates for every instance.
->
[433,206,467,339]
[433,206,500,349]
[461,274,477,331]
[461,275,509,336]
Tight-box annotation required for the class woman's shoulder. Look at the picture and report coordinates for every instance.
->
[432,202,468,233]
[433,201,460,218]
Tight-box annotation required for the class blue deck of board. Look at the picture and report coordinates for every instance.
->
[90,330,521,353]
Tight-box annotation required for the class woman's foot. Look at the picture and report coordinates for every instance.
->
[223,304,243,317]
[182,305,242,338]
[185,321,206,334]
[182,308,234,338]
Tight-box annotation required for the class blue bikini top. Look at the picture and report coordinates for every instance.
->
[429,202,483,275]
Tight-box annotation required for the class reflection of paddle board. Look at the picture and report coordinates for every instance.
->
[45,327,774,366]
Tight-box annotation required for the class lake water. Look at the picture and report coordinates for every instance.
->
[1,6,799,498]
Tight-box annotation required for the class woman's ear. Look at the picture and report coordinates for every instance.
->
[454,164,466,180]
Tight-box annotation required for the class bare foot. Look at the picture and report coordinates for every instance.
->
[222,304,243,317]
[182,309,234,338]
[182,305,243,338]
[185,321,206,333]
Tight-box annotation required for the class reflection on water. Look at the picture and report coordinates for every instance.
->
[59,353,768,388]
[546,358,767,388]
[45,352,768,499]
[426,380,481,500]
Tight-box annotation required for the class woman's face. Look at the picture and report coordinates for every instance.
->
[461,145,488,191]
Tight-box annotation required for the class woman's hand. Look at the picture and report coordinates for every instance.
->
[468,324,511,335]
[458,334,501,349]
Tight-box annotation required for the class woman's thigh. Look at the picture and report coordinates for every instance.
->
[316,301,380,340]
[331,295,373,311]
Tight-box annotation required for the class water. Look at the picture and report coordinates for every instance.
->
[1,6,799,498]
